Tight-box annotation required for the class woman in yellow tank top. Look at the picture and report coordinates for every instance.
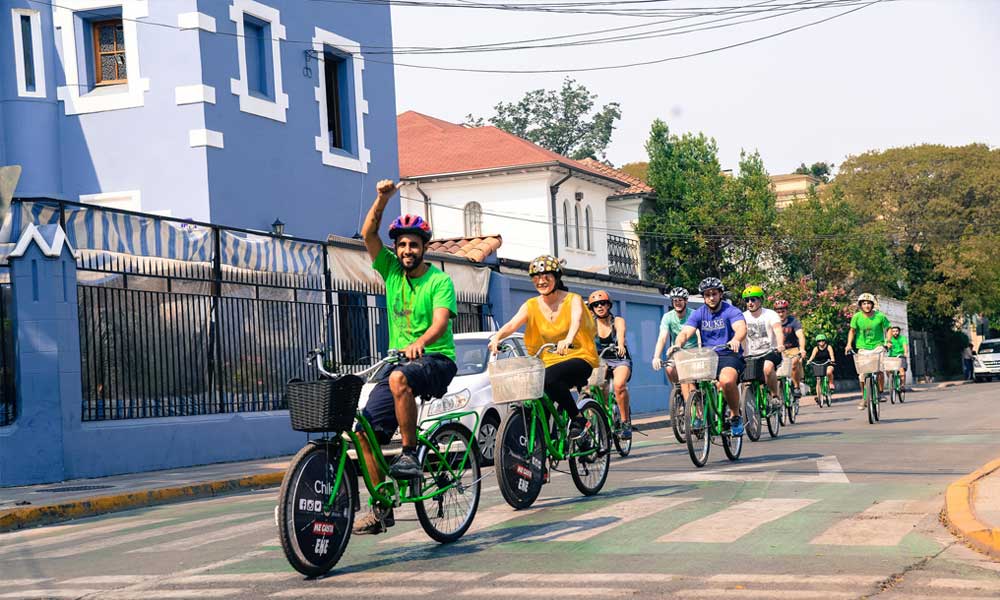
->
[489,255,598,438]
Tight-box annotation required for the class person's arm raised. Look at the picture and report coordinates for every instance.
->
[361,180,399,262]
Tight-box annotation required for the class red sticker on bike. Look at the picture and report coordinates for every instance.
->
[312,521,336,536]
[515,465,532,479]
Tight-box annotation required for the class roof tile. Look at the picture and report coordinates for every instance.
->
[426,234,503,263]
[578,158,654,197]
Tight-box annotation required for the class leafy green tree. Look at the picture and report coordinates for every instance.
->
[620,161,649,182]
[794,161,834,183]
[472,78,622,160]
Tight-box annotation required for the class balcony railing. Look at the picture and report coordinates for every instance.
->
[607,234,640,279]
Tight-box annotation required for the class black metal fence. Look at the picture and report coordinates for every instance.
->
[11,199,491,422]
[607,234,641,279]
[0,269,14,427]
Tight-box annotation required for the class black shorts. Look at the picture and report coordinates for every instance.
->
[358,353,457,444]
[717,353,746,378]
[743,351,780,382]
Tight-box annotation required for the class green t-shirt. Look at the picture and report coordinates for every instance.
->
[850,310,891,351]
[373,247,457,361]
[660,308,698,350]
[888,335,908,357]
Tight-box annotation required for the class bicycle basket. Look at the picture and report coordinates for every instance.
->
[853,352,883,375]
[673,348,719,383]
[586,362,608,388]
[882,356,903,371]
[811,362,830,377]
[488,356,545,404]
[743,356,767,382]
[285,374,364,433]
[776,357,794,378]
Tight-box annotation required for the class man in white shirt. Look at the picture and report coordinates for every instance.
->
[741,285,785,406]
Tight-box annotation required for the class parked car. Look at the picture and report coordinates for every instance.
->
[973,339,1000,382]
[355,332,525,466]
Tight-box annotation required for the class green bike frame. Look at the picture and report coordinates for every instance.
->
[521,394,601,462]
[748,379,771,419]
[321,408,480,512]
[587,382,618,436]
[694,380,728,437]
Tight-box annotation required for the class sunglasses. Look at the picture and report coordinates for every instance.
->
[591,300,611,308]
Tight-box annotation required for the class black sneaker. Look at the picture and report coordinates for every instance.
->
[389,450,422,479]
[568,416,588,439]
[353,507,395,535]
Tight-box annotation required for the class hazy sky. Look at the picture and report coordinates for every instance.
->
[389,0,1000,174]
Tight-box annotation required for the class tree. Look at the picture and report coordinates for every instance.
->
[471,78,622,160]
[794,161,834,183]
[620,161,649,182]
[636,120,778,290]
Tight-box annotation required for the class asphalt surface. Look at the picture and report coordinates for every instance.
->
[3,382,1000,599]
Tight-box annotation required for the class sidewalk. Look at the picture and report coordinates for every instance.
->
[946,457,1000,559]
[0,379,970,533]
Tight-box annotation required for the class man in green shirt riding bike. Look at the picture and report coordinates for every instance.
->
[846,293,890,409]
[886,325,908,387]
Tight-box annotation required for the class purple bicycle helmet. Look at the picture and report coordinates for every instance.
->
[388,214,432,243]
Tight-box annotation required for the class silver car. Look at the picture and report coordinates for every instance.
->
[356,332,525,466]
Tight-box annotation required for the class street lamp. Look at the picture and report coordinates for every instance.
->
[271,218,285,237]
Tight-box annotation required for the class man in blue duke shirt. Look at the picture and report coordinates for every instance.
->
[668,277,748,435]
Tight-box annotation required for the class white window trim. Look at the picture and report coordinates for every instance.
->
[585,205,593,251]
[177,11,216,32]
[80,189,142,211]
[562,200,571,248]
[229,0,288,123]
[312,26,371,173]
[53,0,151,115]
[11,8,46,98]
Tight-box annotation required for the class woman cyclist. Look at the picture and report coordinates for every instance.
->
[807,334,836,406]
[588,289,632,440]
[489,255,599,439]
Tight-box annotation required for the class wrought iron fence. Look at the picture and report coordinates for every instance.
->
[607,234,641,279]
[12,199,491,422]
[0,269,14,427]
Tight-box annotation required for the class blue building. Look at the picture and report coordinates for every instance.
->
[0,0,399,239]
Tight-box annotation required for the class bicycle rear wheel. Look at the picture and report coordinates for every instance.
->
[671,388,686,444]
[823,378,832,407]
[415,424,481,543]
[278,441,355,577]
[889,381,896,404]
[742,385,761,442]
[722,403,742,462]
[570,400,612,496]
[685,390,710,468]
[785,379,798,424]
[766,392,781,438]
[611,402,632,457]
[495,404,546,509]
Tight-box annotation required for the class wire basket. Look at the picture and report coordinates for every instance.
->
[285,374,364,433]
[853,352,883,375]
[743,355,767,382]
[674,348,719,383]
[488,356,546,404]
[587,362,608,388]
[776,356,794,378]
[882,356,903,371]
[811,362,830,377]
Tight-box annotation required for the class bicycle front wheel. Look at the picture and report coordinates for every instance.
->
[685,390,710,468]
[742,385,761,442]
[785,380,798,425]
[415,424,481,543]
[897,376,905,403]
[495,404,546,509]
[671,388,686,444]
[278,441,355,577]
[570,400,612,496]
[823,379,832,407]
[866,378,878,424]
[766,392,781,438]
[722,403,742,462]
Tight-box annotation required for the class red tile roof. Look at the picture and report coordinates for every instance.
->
[427,235,503,263]
[577,158,654,197]
[397,111,627,186]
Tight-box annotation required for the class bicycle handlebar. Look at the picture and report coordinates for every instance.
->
[308,348,408,380]
[599,345,620,359]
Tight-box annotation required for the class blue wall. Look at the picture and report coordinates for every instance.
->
[490,271,674,415]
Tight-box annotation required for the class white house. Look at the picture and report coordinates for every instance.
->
[396,111,655,279]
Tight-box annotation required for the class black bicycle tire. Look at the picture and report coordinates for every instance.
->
[569,400,612,496]
[898,377,905,403]
[786,379,798,424]
[742,385,761,442]
[671,388,686,444]
[415,424,482,543]
[685,390,710,468]
[722,403,743,462]
[278,441,355,577]
[872,378,881,421]
[766,393,781,438]
[495,405,546,509]
[611,402,632,457]
[866,378,876,424]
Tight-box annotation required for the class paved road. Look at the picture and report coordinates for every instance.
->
[4,382,1000,599]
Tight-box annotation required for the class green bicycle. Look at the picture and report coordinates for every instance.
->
[809,359,833,408]
[884,355,906,404]
[584,346,632,457]
[491,342,612,509]
[278,349,482,576]
[776,350,800,425]
[671,346,743,468]
[850,349,883,425]
[740,354,780,442]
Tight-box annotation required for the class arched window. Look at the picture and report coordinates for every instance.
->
[463,202,482,237]
[563,201,571,247]
[585,206,593,251]
[574,203,581,249]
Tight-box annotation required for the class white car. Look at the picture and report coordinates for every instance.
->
[974,339,1000,382]
[356,332,526,466]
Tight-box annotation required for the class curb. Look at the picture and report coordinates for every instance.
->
[944,457,1000,559]
[0,472,285,533]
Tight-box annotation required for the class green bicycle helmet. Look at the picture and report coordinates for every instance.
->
[742,285,765,299]
[815,334,828,342]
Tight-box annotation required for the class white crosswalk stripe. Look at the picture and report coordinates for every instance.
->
[657,498,818,543]
[518,496,696,542]
[2,579,52,587]
[271,587,438,597]
[0,590,103,599]
[708,574,883,586]
[924,578,1000,591]
[129,518,272,552]
[459,587,636,598]
[640,455,849,484]
[810,499,937,546]
[99,589,246,599]
[673,590,857,599]
[496,573,675,583]
[31,513,254,559]
[0,518,167,558]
